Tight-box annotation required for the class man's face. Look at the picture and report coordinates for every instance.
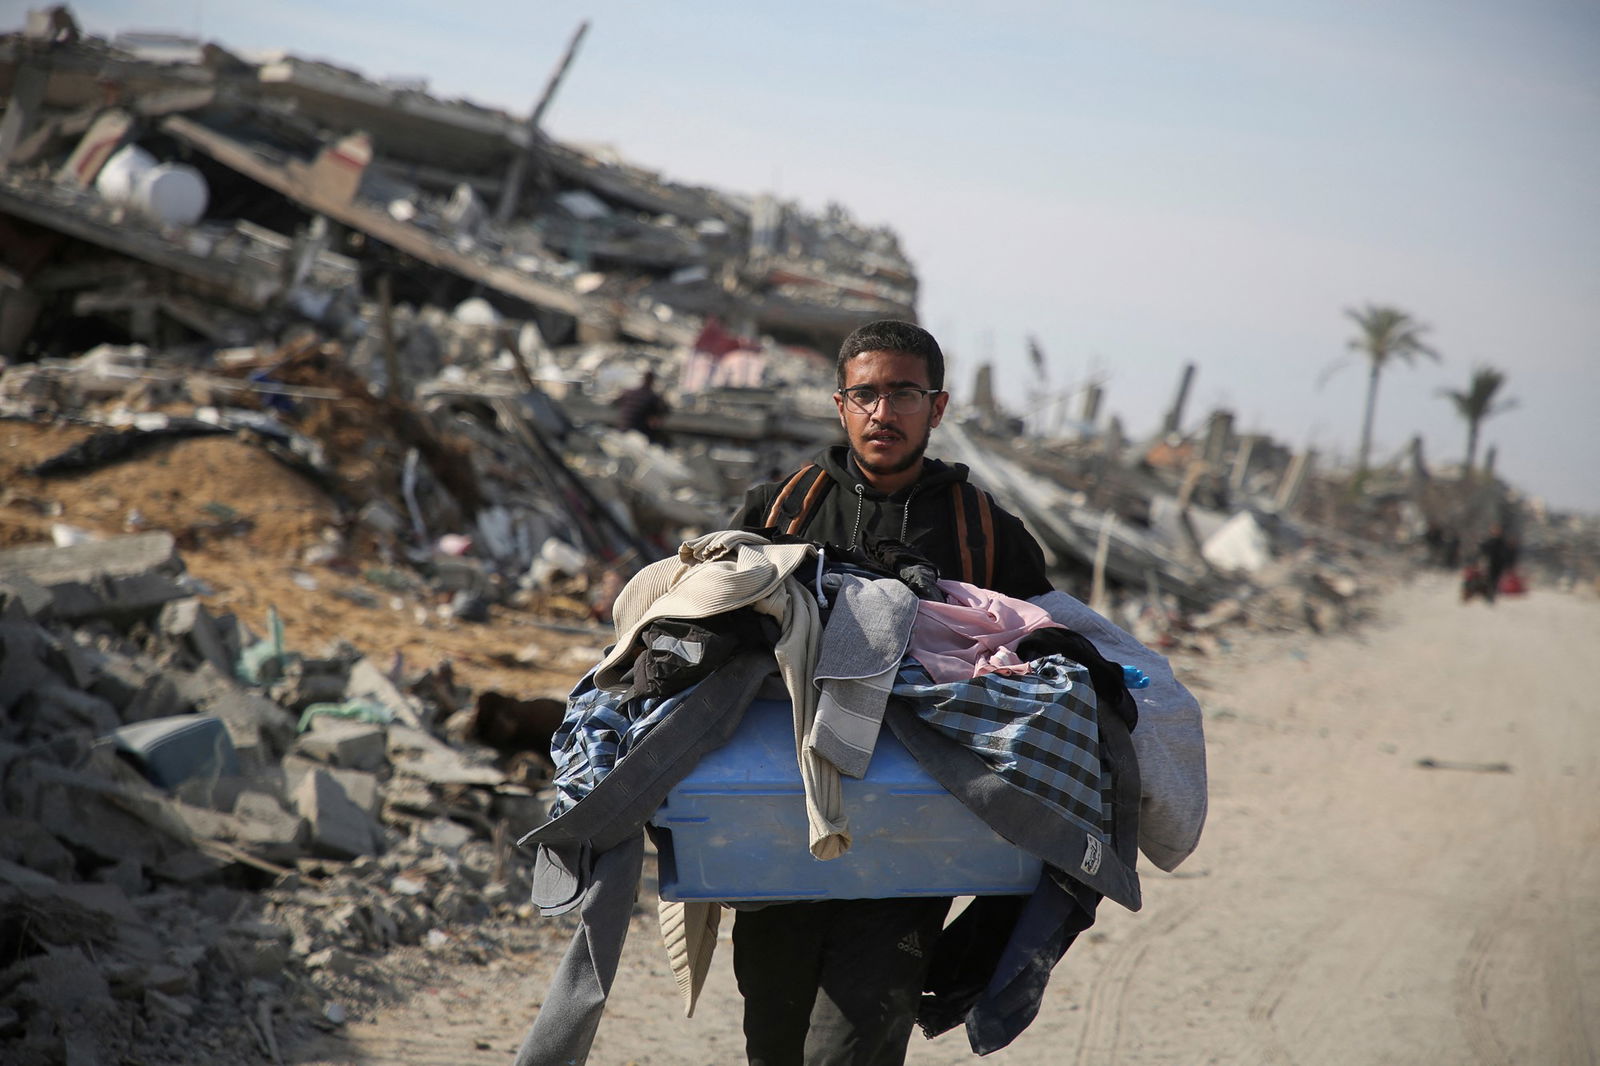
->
[833,349,948,485]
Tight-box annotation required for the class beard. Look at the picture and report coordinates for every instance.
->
[848,419,931,478]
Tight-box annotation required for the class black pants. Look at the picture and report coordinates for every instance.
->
[732,896,953,1066]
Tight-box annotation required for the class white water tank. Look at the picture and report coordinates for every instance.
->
[94,143,209,226]
[95,143,156,202]
[135,163,208,226]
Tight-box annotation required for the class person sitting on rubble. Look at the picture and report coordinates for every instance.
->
[611,369,671,446]
[724,318,1204,1066]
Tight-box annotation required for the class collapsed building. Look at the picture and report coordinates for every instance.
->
[0,8,913,363]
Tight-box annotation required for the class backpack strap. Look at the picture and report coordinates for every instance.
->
[763,463,832,535]
[949,483,997,588]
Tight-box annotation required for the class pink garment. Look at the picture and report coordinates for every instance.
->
[907,579,1063,683]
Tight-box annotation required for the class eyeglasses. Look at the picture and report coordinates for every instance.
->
[838,386,942,416]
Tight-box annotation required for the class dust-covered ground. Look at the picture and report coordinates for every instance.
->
[286,573,1600,1066]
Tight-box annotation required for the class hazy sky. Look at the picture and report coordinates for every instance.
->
[60,1,1600,513]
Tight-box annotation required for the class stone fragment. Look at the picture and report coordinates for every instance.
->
[232,790,308,864]
[305,947,360,976]
[201,687,295,765]
[15,763,191,867]
[269,658,349,711]
[0,530,179,584]
[24,680,121,737]
[344,656,427,728]
[0,620,52,712]
[117,671,193,724]
[157,597,233,674]
[420,818,474,853]
[296,719,388,772]
[0,815,77,880]
[0,573,56,618]
[293,768,381,859]
[388,724,503,786]
[431,882,488,925]
[215,936,289,978]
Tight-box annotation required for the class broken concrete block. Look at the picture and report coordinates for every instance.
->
[420,818,474,853]
[0,573,56,619]
[305,946,360,976]
[1201,511,1273,574]
[15,763,193,867]
[0,619,52,713]
[0,530,179,584]
[215,932,290,978]
[209,609,246,667]
[200,687,295,764]
[292,768,381,859]
[296,719,387,772]
[431,882,488,925]
[0,531,189,621]
[157,597,233,674]
[327,766,380,817]
[46,571,191,621]
[168,661,237,708]
[0,815,76,880]
[344,656,426,728]
[231,790,308,864]
[25,679,121,737]
[1192,597,1246,632]
[121,671,191,724]
[387,724,505,787]
[0,855,58,890]
[82,647,149,713]
[270,658,350,710]
[40,628,97,689]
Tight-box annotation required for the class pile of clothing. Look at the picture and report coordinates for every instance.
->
[513,530,1207,1063]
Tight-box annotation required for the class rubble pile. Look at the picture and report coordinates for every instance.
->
[0,529,556,1065]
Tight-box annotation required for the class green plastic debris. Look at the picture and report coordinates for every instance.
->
[297,699,395,733]
[236,606,296,684]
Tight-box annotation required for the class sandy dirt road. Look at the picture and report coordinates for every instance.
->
[293,573,1600,1066]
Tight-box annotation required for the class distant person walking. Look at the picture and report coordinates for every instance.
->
[1476,523,1518,604]
[612,369,670,446]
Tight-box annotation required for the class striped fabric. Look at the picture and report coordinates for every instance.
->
[890,654,1109,836]
[548,672,690,817]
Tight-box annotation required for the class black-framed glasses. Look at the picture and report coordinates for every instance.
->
[838,386,942,416]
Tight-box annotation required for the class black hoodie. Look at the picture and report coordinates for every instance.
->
[732,445,1053,599]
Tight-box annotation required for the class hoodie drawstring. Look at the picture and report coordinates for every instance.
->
[900,483,921,543]
[849,481,919,548]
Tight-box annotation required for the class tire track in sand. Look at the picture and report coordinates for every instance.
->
[1072,901,1198,1066]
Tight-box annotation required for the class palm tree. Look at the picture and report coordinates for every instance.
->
[1439,366,1517,476]
[1335,304,1441,478]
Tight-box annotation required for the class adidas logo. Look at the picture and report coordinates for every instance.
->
[897,932,924,958]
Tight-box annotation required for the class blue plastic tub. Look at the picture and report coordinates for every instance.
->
[650,698,1042,902]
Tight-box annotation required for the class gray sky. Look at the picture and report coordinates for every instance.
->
[64,1,1600,513]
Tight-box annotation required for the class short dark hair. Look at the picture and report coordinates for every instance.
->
[836,320,944,391]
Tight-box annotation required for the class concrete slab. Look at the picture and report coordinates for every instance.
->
[292,768,380,859]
